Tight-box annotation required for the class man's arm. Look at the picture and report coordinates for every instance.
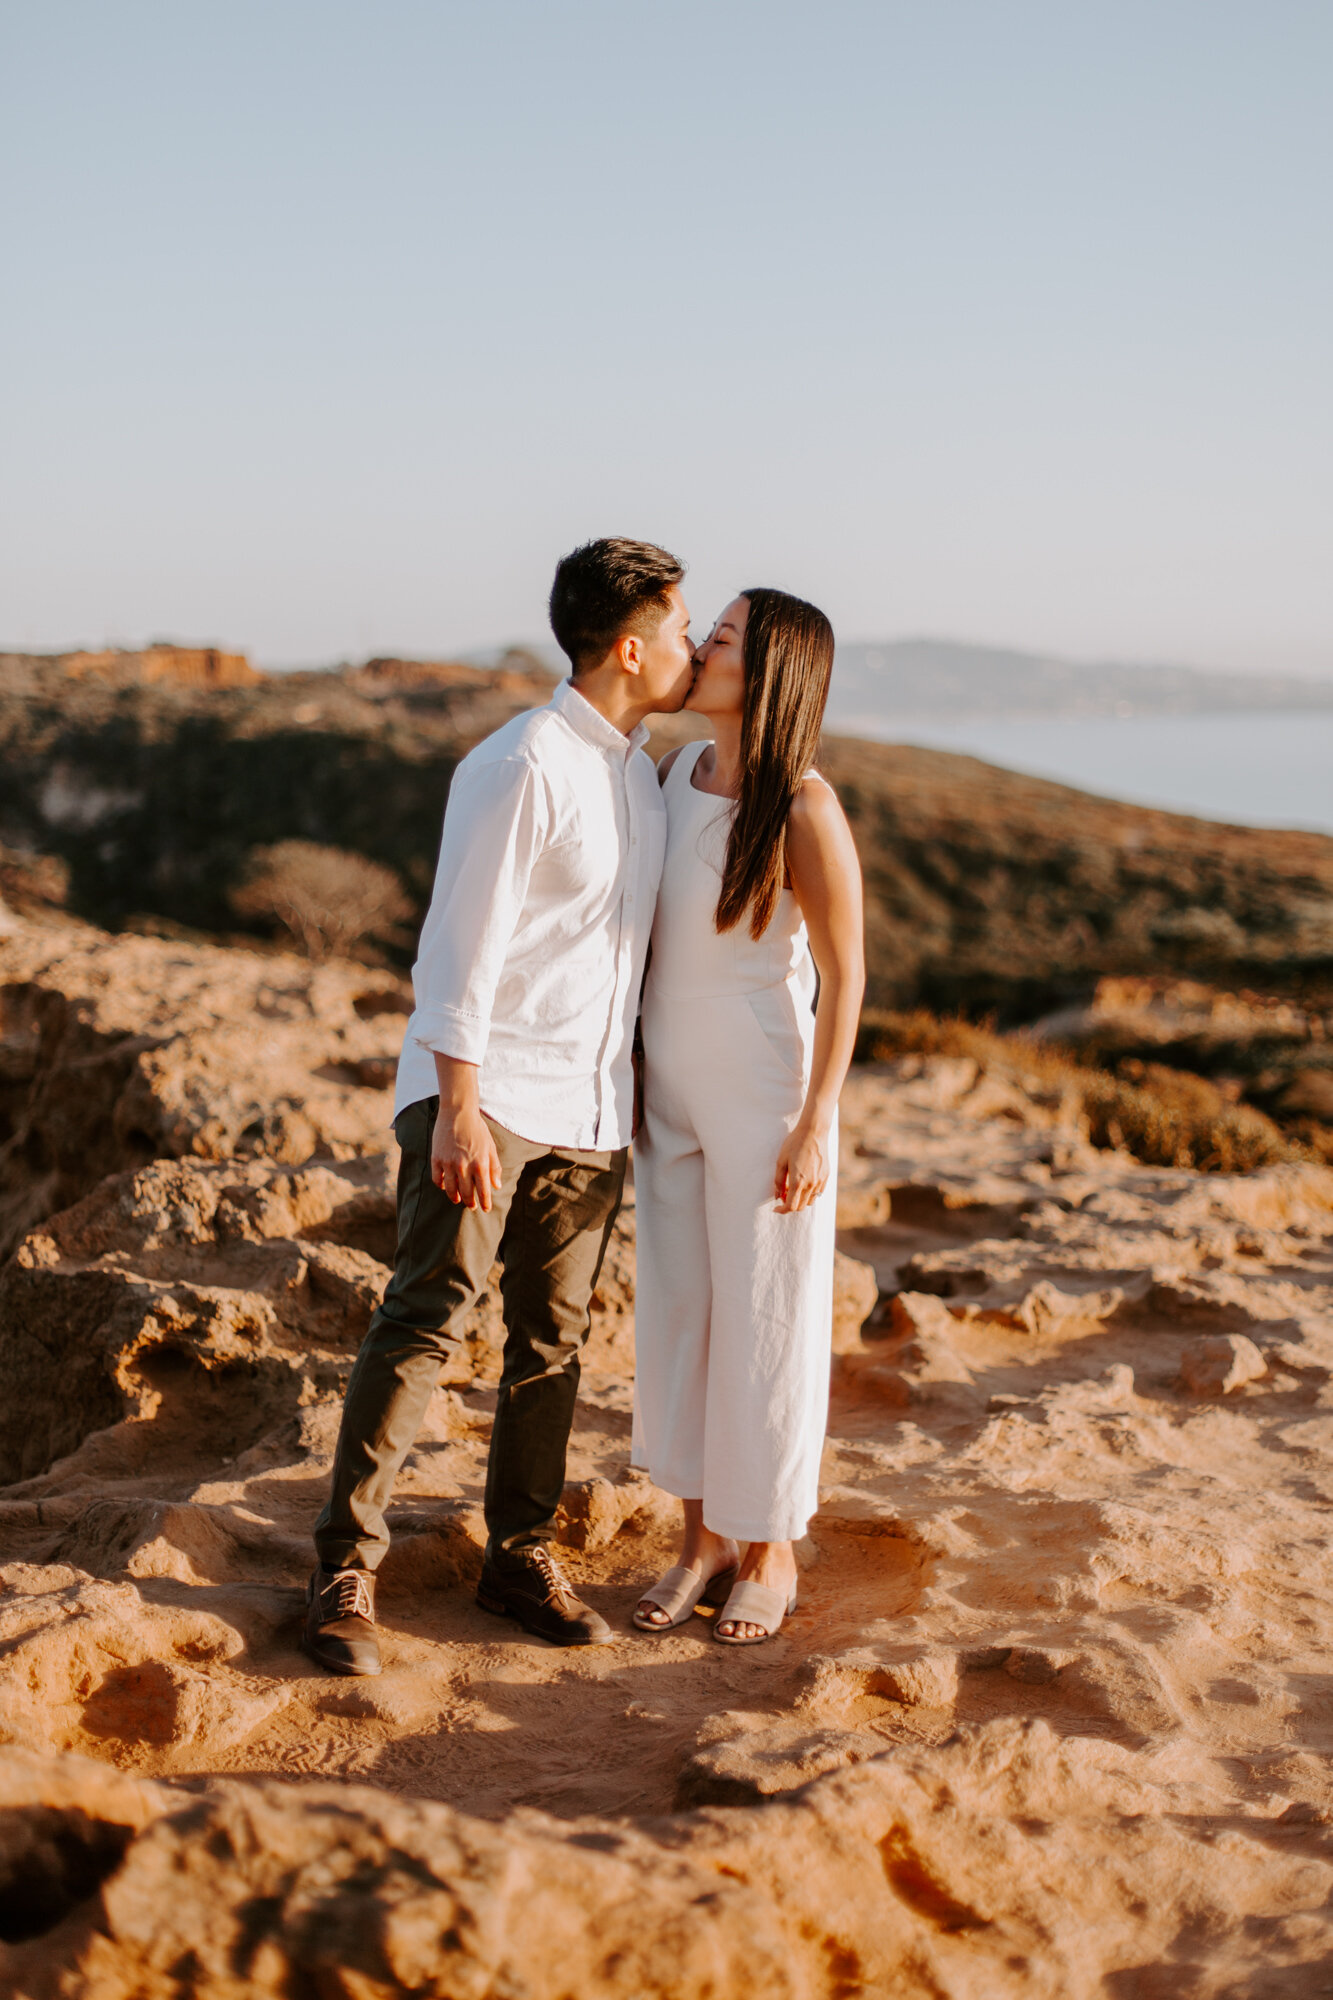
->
[411,755,546,1065]
[412,755,546,1207]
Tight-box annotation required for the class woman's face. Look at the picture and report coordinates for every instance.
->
[685,595,748,717]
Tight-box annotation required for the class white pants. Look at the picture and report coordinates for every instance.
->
[631,979,835,1543]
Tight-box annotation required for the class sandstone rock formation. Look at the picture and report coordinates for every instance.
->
[2,921,1333,1994]
[0,645,260,689]
[352,649,556,699]
[0,916,409,1256]
[9,1718,1333,1999]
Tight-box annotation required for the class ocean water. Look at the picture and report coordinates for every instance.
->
[831,708,1333,836]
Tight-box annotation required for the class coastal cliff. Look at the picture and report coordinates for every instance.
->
[3,652,1331,1019]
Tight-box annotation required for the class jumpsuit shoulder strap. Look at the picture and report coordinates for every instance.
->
[663,738,709,799]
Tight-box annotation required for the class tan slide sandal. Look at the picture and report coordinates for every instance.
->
[633,1564,738,1631]
[712,1579,798,1645]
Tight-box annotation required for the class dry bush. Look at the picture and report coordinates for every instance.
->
[0,844,70,915]
[855,1007,1307,1174]
[232,841,411,961]
[1078,1071,1295,1173]
[1283,1116,1333,1167]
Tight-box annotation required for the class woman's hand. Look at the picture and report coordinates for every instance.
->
[774,1121,830,1214]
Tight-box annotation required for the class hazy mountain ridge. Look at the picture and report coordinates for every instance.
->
[9,638,1331,725]
[467,636,1333,724]
[825,638,1333,725]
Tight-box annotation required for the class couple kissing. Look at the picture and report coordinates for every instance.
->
[305,535,865,1671]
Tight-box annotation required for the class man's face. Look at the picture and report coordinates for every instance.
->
[636,584,695,712]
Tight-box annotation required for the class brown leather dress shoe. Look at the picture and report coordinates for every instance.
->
[302,1565,381,1676]
[476,1546,613,1647]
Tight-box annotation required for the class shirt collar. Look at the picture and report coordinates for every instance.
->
[552,677,651,756]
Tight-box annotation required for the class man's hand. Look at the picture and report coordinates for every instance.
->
[431,1055,503,1211]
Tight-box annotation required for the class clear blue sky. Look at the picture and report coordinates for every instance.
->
[2,1,1330,672]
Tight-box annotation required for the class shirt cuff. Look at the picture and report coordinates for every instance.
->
[412,1003,490,1068]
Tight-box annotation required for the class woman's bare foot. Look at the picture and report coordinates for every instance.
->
[715,1540,798,1640]
[636,1499,740,1628]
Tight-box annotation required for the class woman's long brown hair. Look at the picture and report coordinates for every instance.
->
[714,587,835,939]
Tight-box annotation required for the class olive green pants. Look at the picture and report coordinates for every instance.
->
[313,1098,626,1572]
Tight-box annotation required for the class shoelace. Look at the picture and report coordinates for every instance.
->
[525,1547,575,1606]
[323,1569,374,1622]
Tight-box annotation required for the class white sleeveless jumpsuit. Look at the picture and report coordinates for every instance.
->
[631,741,835,1543]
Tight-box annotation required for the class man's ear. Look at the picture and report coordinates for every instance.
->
[617,632,644,677]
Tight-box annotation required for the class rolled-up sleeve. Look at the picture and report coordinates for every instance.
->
[410,755,547,1066]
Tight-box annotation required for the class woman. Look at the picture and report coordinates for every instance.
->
[631,588,864,1644]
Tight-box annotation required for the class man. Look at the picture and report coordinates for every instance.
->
[305,537,694,1673]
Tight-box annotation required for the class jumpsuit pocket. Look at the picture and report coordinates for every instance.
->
[746,986,809,1082]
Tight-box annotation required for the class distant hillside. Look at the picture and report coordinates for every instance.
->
[3,652,1332,1021]
[826,638,1333,727]
[0,644,262,691]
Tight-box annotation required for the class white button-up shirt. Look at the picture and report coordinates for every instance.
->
[393,678,667,1151]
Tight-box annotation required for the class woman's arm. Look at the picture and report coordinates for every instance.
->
[774,777,865,1214]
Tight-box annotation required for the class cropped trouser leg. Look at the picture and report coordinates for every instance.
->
[631,1105,711,1504]
[633,989,834,1546]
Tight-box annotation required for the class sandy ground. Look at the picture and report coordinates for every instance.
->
[4,1028,1333,1993]
[4,1054,1332,1819]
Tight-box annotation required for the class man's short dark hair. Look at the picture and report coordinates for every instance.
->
[548,537,685,675]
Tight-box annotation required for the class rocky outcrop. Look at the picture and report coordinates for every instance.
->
[6,1716,1333,1999]
[0,1148,648,1487]
[353,648,556,699]
[0,646,260,690]
[0,1154,394,1483]
[0,917,409,1256]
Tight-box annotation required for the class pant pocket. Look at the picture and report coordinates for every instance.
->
[746,987,809,1082]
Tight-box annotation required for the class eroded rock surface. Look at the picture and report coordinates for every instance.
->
[9,1716,1333,2000]
[1,949,1333,1993]
[0,916,409,1254]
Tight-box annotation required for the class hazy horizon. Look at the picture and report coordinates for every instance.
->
[3,3,1330,675]
[13,631,1333,692]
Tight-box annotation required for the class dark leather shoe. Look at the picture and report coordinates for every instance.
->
[476,1546,613,1647]
[302,1565,381,1676]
